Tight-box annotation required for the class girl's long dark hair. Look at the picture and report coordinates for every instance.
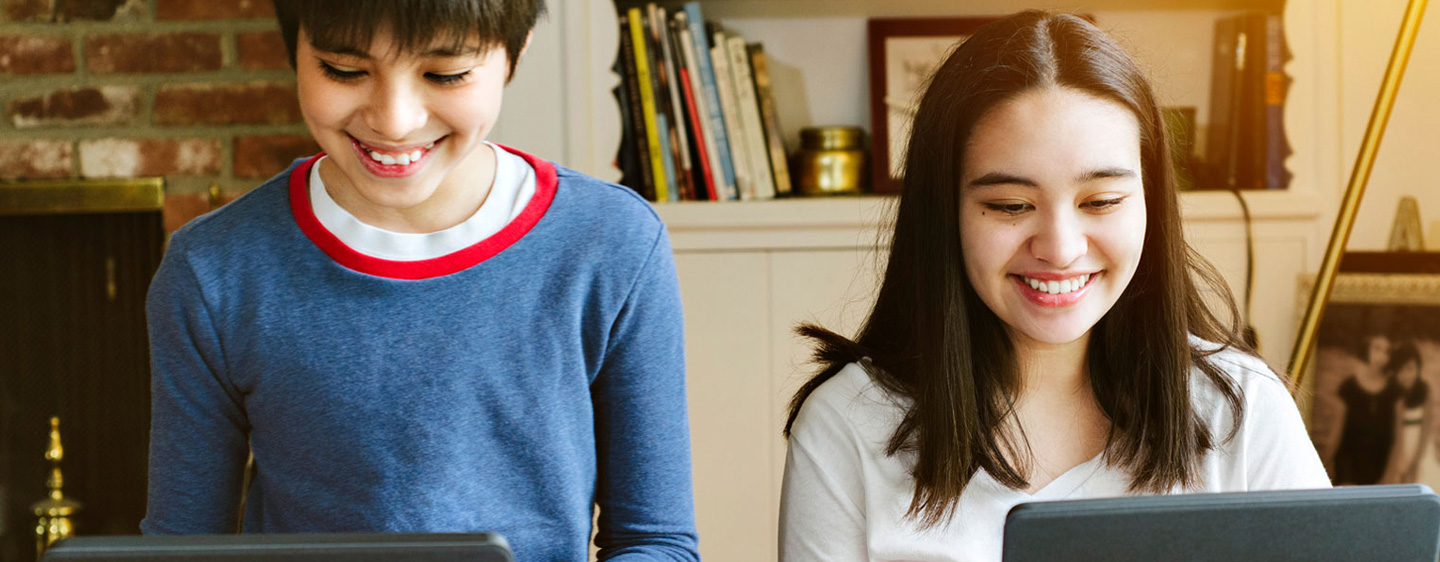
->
[784,11,1251,527]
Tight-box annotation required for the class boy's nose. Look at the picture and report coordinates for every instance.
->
[1029,211,1088,267]
[364,82,428,141]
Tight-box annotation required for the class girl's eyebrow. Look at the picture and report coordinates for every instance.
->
[965,167,1136,189]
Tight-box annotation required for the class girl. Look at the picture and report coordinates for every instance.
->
[779,11,1329,561]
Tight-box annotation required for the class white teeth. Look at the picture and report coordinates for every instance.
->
[363,146,425,166]
[396,153,412,166]
[1022,274,1091,295]
[369,151,383,162]
[424,142,435,149]
[409,150,422,161]
[379,154,397,165]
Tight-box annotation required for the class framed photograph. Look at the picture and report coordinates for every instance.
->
[1303,252,1440,489]
[867,17,997,194]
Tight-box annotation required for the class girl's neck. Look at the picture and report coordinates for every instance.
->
[1011,330,1093,396]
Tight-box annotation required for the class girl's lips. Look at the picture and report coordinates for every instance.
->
[1011,271,1101,308]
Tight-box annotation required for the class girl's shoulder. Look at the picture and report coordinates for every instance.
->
[789,361,908,452]
[1187,335,1299,432]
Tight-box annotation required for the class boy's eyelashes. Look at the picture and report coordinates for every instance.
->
[315,60,473,85]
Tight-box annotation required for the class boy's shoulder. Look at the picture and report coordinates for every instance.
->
[166,160,302,257]
[548,162,663,228]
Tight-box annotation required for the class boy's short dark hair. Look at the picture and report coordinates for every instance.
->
[272,0,546,78]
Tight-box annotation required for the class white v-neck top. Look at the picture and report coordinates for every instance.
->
[309,142,536,261]
[779,343,1332,562]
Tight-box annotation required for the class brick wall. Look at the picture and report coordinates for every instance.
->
[0,0,319,229]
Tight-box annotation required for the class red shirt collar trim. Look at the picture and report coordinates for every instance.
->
[289,145,558,280]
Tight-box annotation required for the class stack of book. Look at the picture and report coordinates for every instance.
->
[1204,11,1291,191]
[615,2,792,202]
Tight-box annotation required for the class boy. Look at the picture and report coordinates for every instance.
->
[141,1,699,560]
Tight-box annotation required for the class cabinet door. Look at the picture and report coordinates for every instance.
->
[675,251,773,562]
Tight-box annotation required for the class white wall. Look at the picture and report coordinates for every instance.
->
[1337,0,1440,250]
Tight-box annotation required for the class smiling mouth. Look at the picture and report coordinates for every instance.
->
[350,135,444,167]
[1013,273,1097,295]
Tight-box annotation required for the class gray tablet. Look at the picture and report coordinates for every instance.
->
[1003,485,1440,562]
[40,533,512,562]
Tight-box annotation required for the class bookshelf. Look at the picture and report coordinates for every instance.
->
[494,1,1343,560]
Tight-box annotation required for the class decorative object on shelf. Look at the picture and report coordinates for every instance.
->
[1302,253,1440,491]
[1390,196,1426,251]
[31,417,81,560]
[867,17,997,195]
[1289,0,1428,388]
[792,127,867,196]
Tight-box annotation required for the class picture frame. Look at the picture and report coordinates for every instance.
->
[866,17,998,195]
[1302,252,1440,490]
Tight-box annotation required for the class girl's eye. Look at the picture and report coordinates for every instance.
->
[1083,197,1126,211]
[981,202,1033,215]
[318,61,365,81]
[426,71,472,85]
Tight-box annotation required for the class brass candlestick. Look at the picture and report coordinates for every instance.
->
[31,417,81,560]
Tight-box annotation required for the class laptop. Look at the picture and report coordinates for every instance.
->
[1003,485,1440,562]
[40,533,512,562]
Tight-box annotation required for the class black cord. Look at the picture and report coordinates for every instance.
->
[1230,188,1259,350]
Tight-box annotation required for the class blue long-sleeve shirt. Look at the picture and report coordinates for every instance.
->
[143,150,699,561]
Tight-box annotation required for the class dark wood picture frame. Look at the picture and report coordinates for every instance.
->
[867,17,997,195]
[1303,252,1440,489]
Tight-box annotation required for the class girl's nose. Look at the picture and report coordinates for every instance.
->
[1029,211,1088,267]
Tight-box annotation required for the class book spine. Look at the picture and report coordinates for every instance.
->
[677,65,717,201]
[675,13,725,200]
[1239,12,1268,190]
[654,6,695,201]
[647,4,685,201]
[747,43,791,197]
[671,16,716,201]
[727,35,774,200]
[711,30,750,200]
[1205,15,1238,190]
[1264,13,1291,190]
[616,14,654,200]
[683,2,737,199]
[628,8,669,201]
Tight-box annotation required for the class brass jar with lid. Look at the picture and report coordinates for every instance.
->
[793,126,867,195]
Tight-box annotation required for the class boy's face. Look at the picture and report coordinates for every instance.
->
[295,26,512,230]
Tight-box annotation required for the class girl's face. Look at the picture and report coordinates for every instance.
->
[959,87,1147,348]
[296,26,512,229]
[1398,359,1421,387]
[1367,336,1392,369]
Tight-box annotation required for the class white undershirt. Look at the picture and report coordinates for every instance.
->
[779,341,1332,562]
[309,142,537,261]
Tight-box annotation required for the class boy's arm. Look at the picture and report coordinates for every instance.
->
[591,227,700,561]
[141,235,251,534]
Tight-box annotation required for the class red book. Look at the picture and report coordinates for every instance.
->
[678,66,718,200]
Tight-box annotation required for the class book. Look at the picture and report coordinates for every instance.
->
[747,43,792,197]
[710,26,751,200]
[675,10,726,200]
[616,14,654,200]
[682,2,738,200]
[1236,11,1269,190]
[648,4,687,201]
[1205,15,1239,190]
[627,7,669,201]
[726,34,776,200]
[1264,13,1292,189]
[670,15,717,200]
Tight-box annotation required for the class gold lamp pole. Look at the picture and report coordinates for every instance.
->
[30,417,81,559]
[1289,0,1430,389]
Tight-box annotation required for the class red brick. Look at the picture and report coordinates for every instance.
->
[154,82,300,126]
[237,29,289,71]
[54,0,133,21]
[0,140,72,179]
[0,35,76,74]
[155,0,271,20]
[234,134,320,178]
[85,33,221,74]
[4,0,52,21]
[79,138,221,178]
[7,85,140,128]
